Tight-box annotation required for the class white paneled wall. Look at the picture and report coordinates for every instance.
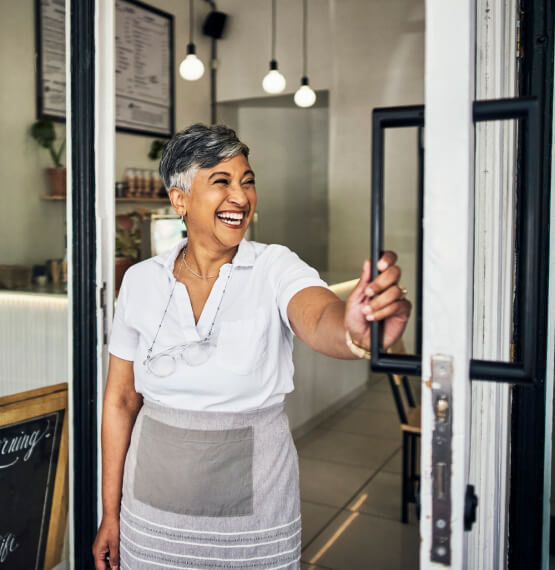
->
[0,292,68,397]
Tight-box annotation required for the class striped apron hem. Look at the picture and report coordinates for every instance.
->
[120,400,301,569]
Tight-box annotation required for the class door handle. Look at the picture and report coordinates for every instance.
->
[370,97,540,384]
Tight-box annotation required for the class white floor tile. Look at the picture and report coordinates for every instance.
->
[299,456,374,508]
[297,428,400,470]
[302,510,419,570]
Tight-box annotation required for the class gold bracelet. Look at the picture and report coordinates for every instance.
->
[345,330,371,360]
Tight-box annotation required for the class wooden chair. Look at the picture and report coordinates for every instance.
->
[388,372,420,523]
[385,341,421,523]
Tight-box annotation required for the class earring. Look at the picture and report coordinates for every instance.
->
[181,214,186,225]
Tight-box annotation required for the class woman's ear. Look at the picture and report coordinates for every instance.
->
[168,187,188,217]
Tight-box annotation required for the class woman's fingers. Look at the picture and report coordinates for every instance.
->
[364,264,401,298]
[93,542,109,570]
[108,539,119,569]
[363,284,405,319]
[366,298,412,323]
[377,250,398,271]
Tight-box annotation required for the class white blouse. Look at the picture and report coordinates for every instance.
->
[108,239,329,412]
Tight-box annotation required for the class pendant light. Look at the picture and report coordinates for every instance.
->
[262,0,286,94]
[179,0,205,81]
[294,0,316,108]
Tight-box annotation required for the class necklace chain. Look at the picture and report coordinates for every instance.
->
[182,248,219,279]
[144,246,233,363]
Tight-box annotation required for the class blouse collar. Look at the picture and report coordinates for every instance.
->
[154,238,255,274]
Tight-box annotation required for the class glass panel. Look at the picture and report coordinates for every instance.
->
[0,0,70,568]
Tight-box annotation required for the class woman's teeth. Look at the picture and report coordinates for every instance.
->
[217,212,244,226]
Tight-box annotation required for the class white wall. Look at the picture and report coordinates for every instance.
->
[217,0,331,102]
[217,0,424,350]
[223,99,329,271]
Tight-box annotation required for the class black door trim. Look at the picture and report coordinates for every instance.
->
[71,0,97,566]
[509,0,553,567]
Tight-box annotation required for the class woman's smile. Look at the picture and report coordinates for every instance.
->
[215,209,247,228]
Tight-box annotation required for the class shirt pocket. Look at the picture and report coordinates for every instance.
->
[215,308,269,375]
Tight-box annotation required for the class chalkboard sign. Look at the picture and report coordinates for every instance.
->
[0,384,68,570]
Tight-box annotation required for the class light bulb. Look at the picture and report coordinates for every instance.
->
[262,61,286,94]
[180,44,205,81]
[179,54,205,80]
[294,80,316,108]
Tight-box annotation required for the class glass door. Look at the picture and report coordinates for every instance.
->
[0,1,71,568]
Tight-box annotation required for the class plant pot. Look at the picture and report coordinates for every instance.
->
[115,256,135,293]
[47,167,66,197]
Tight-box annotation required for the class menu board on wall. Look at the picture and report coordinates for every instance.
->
[36,0,175,137]
[36,0,66,120]
[115,0,175,137]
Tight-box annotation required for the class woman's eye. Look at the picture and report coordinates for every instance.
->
[242,179,255,186]
[214,179,229,185]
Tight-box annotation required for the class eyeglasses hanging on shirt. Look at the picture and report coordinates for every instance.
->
[143,249,233,376]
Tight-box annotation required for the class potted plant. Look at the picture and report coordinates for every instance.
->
[115,210,149,292]
[30,119,66,196]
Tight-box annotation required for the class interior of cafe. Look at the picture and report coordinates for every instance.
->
[0,0,433,568]
[0,0,425,569]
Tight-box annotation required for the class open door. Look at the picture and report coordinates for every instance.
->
[370,0,554,568]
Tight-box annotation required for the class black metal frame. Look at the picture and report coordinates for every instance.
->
[509,0,553,567]
[370,98,541,384]
[370,105,424,376]
[71,0,98,567]
[115,0,175,138]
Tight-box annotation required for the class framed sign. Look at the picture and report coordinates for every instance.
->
[35,0,66,121]
[35,0,175,137]
[115,0,175,137]
[0,384,68,570]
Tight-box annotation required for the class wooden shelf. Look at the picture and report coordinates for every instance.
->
[116,197,169,203]
[40,194,168,204]
[40,194,65,201]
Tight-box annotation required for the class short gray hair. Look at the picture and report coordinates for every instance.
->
[159,124,250,194]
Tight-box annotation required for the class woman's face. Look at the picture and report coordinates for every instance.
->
[179,154,257,250]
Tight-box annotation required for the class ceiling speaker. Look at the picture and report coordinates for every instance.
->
[202,11,227,39]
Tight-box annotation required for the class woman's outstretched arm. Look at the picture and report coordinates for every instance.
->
[288,251,411,358]
[92,354,143,570]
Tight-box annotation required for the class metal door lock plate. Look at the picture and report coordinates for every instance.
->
[431,355,453,565]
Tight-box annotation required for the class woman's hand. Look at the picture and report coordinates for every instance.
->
[92,516,120,569]
[345,251,411,351]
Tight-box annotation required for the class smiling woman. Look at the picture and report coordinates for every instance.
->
[92,124,411,570]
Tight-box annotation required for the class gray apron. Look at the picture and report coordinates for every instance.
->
[119,400,301,569]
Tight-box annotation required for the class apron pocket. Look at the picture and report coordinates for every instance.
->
[134,416,253,517]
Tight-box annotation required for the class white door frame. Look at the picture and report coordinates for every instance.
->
[420,0,475,567]
[95,0,116,521]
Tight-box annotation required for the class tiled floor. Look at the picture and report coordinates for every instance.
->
[295,375,420,570]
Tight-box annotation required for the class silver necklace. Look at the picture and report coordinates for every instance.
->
[182,248,219,279]
[143,249,233,371]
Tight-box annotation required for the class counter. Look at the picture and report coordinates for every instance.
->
[0,290,68,398]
